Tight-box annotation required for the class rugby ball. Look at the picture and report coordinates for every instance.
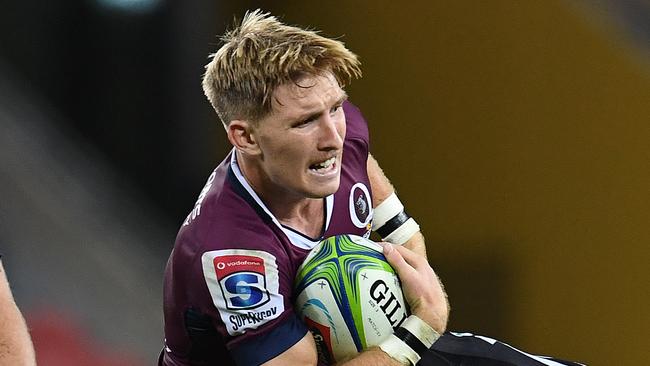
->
[294,234,409,363]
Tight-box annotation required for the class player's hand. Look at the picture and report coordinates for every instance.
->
[381,243,449,334]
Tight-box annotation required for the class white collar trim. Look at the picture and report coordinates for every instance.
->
[229,150,332,250]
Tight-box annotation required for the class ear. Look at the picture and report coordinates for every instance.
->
[226,120,262,156]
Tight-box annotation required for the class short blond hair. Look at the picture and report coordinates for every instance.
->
[202,10,362,125]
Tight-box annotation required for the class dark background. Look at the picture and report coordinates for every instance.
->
[1,0,223,221]
[1,1,649,365]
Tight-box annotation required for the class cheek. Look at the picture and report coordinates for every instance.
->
[338,115,347,138]
[263,140,308,169]
[259,132,289,157]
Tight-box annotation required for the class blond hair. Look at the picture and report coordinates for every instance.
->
[202,9,362,125]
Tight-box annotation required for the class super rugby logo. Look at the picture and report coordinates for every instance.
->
[214,255,270,309]
[202,249,283,335]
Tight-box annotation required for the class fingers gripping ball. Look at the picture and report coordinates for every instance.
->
[294,235,409,363]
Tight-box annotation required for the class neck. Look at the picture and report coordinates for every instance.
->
[236,151,325,237]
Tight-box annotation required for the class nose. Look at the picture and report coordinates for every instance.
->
[317,114,345,151]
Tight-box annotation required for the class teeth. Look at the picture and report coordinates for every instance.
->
[312,157,336,170]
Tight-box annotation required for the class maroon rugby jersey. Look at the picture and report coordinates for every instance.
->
[160,102,374,366]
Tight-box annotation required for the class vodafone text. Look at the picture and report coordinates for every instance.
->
[218,259,262,269]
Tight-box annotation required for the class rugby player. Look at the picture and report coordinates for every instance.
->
[160,10,583,366]
[0,258,36,365]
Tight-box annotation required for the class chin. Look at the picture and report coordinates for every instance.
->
[305,180,340,198]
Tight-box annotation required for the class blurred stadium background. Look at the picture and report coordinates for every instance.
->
[1,1,648,364]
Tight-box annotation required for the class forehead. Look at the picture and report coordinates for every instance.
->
[270,72,344,118]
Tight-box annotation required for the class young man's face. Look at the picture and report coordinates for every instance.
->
[251,72,347,200]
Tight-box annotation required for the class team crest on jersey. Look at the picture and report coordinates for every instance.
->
[202,249,283,335]
[349,182,373,232]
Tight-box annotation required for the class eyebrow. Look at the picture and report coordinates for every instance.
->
[293,92,349,123]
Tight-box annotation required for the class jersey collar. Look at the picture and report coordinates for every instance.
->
[229,150,333,250]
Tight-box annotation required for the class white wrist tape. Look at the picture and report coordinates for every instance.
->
[383,219,420,245]
[378,315,441,366]
[401,315,440,348]
[372,193,404,229]
[378,334,419,366]
[372,193,420,245]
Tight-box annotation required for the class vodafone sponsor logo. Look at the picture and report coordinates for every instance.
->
[202,249,284,336]
[214,257,263,272]
[214,254,269,310]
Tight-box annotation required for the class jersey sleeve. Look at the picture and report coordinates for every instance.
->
[164,160,311,366]
[197,224,308,365]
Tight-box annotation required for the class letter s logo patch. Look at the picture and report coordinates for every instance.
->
[222,272,267,309]
[202,249,284,335]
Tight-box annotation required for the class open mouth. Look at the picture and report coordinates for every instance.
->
[309,156,337,173]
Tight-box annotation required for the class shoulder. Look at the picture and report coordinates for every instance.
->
[167,192,290,331]
[176,202,281,266]
[171,159,286,273]
[343,100,369,143]
[181,157,231,228]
